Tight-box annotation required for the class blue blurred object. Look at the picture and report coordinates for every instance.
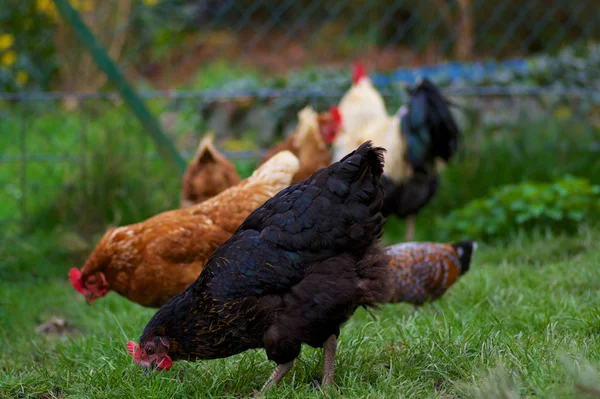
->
[371,58,530,86]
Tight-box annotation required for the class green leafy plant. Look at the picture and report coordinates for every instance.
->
[440,176,600,241]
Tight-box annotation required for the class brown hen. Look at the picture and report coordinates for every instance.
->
[385,241,476,306]
[261,106,341,183]
[180,133,240,207]
[69,151,299,308]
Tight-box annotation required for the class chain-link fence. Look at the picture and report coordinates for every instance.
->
[1,0,600,238]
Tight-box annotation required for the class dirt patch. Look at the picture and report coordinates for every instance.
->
[39,388,67,399]
[36,317,80,337]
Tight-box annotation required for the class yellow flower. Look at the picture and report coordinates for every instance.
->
[36,0,53,12]
[1,51,16,68]
[70,0,80,10]
[143,0,158,6]
[36,0,59,20]
[80,0,94,12]
[0,34,14,51]
[16,71,29,86]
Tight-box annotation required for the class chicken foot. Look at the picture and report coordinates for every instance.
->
[262,360,294,392]
[404,215,416,242]
[321,335,337,388]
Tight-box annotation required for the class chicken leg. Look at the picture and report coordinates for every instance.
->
[262,361,294,392]
[322,335,337,387]
[404,215,416,242]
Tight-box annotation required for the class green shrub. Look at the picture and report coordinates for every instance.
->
[440,176,600,242]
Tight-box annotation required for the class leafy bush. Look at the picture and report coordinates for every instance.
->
[440,176,600,241]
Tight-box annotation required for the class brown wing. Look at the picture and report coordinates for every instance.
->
[198,184,282,233]
[125,216,232,307]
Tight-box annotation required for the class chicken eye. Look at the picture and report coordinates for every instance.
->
[145,345,155,355]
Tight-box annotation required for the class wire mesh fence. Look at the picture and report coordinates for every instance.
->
[1,0,600,238]
[4,0,600,92]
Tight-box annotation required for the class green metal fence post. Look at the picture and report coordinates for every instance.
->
[52,0,187,176]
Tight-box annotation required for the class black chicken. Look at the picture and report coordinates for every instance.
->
[127,141,391,392]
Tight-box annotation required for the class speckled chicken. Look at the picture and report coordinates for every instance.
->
[69,151,299,308]
[126,142,391,392]
[261,105,342,184]
[180,133,240,207]
[385,241,477,306]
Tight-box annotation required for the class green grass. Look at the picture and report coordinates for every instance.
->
[2,226,600,398]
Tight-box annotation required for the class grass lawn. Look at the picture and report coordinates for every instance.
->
[1,226,600,398]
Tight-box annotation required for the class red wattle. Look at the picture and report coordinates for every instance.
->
[157,355,173,371]
[68,268,85,295]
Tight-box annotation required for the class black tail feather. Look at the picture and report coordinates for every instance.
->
[242,141,387,261]
[403,78,461,168]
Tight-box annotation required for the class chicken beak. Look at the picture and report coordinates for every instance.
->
[139,360,157,377]
[140,361,152,377]
[84,293,96,305]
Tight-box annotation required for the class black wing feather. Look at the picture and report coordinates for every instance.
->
[204,141,386,297]
[402,78,460,168]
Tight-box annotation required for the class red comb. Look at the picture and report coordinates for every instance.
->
[126,341,141,363]
[69,268,85,295]
[352,62,368,84]
[329,106,342,123]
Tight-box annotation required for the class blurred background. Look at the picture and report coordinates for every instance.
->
[1,0,600,274]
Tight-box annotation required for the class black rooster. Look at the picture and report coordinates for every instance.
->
[382,78,460,241]
[127,141,391,392]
